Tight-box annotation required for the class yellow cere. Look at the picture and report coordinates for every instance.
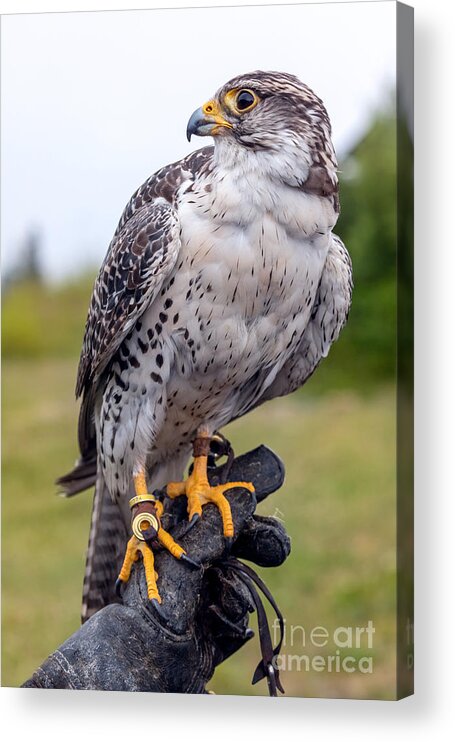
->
[201,99,233,133]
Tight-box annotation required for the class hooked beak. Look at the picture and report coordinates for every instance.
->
[186,100,233,141]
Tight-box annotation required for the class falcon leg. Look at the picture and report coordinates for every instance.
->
[117,535,160,602]
[166,432,255,541]
[116,469,197,605]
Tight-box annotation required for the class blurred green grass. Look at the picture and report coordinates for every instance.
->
[2,355,396,698]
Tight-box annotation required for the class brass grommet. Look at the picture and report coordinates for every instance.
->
[132,512,159,541]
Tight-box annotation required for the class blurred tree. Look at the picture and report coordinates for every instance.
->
[21,230,43,283]
[308,105,398,391]
[2,228,43,290]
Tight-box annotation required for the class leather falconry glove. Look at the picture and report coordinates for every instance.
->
[23,445,290,696]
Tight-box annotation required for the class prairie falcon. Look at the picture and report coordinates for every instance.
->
[59,71,353,621]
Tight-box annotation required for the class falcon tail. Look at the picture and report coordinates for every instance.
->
[56,457,129,622]
[81,469,129,623]
[56,385,98,497]
[56,453,97,497]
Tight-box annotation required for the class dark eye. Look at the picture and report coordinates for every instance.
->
[236,89,256,112]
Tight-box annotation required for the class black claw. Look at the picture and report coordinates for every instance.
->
[225,536,233,551]
[185,513,200,533]
[178,513,200,538]
[180,553,201,570]
[150,598,168,621]
[244,628,255,641]
[186,513,201,534]
[115,578,124,598]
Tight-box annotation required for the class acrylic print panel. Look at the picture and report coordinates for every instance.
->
[1,1,413,699]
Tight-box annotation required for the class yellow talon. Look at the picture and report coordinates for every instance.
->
[117,470,188,603]
[118,535,161,601]
[167,442,255,539]
[140,540,161,602]
[157,528,185,559]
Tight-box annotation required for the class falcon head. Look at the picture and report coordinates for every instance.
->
[186,70,337,181]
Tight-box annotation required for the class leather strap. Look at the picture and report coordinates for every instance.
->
[226,557,285,696]
[218,439,235,485]
[193,436,211,457]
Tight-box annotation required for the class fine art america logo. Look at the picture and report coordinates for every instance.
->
[272,620,376,674]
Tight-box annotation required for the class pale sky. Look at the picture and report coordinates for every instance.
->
[1,2,396,281]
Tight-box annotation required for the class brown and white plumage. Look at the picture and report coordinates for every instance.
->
[59,71,352,621]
